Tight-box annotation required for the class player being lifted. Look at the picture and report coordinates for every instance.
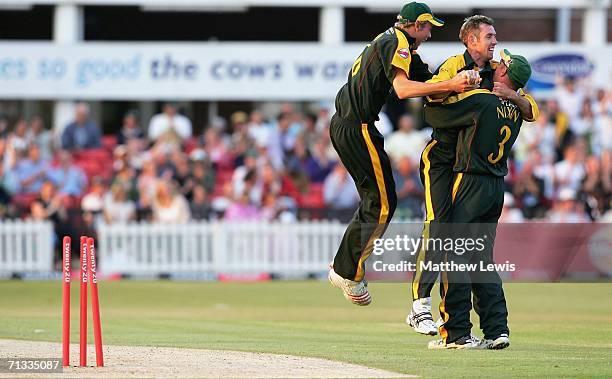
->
[328,2,480,305]
[407,15,539,335]
[424,49,533,349]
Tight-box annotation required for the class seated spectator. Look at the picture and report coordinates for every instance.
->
[12,144,49,194]
[189,159,216,197]
[7,118,29,154]
[386,114,426,164]
[315,106,331,133]
[257,163,299,205]
[201,127,232,168]
[61,103,102,150]
[300,113,318,149]
[554,138,586,195]
[230,111,248,135]
[547,188,589,222]
[148,102,192,143]
[555,77,585,123]
[112,165,139,202]
[137,159,158,210]
[117,110,145,146]
[545,99,571,160]
[0,140,11,216]
[224,190,261,221]
[267,112,299,170]
[103,183,136,224]
[0,115,9,138]
[27,116,53,160]
[286,136,333,187]
[81,176,106,225]
[30,180,71,248]
[571,98,600,140]
[260,192,297,222]
[393,156,423,219]
[247,110,272,148]
[48,150,87,197]
[0,137,15,206]
[513,154,548,219]
[323,163,358,210]
[499,193,525,223]
[232,149,259,199]
[152,181,190,223]
[581,156,610,220]
[308,138,335,183]
[189,184,212,221]
[374,110,393,137]
[515,109,556,164]
[172,153,192,199]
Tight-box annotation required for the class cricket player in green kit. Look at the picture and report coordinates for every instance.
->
[407,15,539,335]
[328,2,481,305]
[424,49,533,349]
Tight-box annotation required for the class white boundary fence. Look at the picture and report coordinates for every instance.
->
[0,220,54,273]
[97,221,347,276]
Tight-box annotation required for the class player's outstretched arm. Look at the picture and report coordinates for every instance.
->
[492,82,539,121]
[392,68,478,99]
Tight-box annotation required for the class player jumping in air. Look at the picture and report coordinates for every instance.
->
[328,2,480,305]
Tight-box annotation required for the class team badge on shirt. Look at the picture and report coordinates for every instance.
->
[397,48,410,59]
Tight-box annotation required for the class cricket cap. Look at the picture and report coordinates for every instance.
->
[500,49,532,89]
[397,2,444,27]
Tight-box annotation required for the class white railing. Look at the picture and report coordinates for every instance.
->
[97,221,347,275]
[0,220,54,273]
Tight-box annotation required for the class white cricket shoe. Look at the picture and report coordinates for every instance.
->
[328,266,372,306]
[478,334,510,350]
[406,298,438,335]
[428,333,481,350]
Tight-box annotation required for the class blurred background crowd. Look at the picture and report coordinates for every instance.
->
[0,78,610,248]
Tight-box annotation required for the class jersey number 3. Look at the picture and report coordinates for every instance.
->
[487,125,511,164]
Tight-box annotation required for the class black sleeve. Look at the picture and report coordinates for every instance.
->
[408,53,432,83]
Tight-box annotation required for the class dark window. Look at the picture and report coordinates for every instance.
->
[0,6,53,40]
[476,9,557,42]
[85,6,319,41]
[344,8,469,43]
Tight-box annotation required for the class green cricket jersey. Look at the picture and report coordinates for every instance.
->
[425,50,496,144]
[334,27,432,123]
[424,90,523,177]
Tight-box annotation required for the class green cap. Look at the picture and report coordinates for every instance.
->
[397,2,444,27]
[500,49,532,89]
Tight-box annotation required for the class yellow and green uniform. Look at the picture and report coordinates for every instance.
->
[411,50,539,300]
[424,90,525,343]
[331,27,431,281]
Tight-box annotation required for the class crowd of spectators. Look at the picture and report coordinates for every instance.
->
[0,80,610,250]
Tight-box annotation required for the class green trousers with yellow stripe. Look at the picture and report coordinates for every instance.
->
[438,173,509,343]
[329,114,397,281]
[412,139,456,300]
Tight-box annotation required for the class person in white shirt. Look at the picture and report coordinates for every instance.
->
[385,114,426,164]
[148,103,193,142]
[374,111,394,137]
[323,163,359,209]
[152,181,191,223]
[554,138,587,195]
[547,188,589,223]
[555,77,585,122]
[499,192,524,223]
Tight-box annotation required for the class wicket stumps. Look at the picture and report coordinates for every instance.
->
[61,235,104,367]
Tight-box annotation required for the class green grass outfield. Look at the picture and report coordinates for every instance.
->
[0,281,611,378]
